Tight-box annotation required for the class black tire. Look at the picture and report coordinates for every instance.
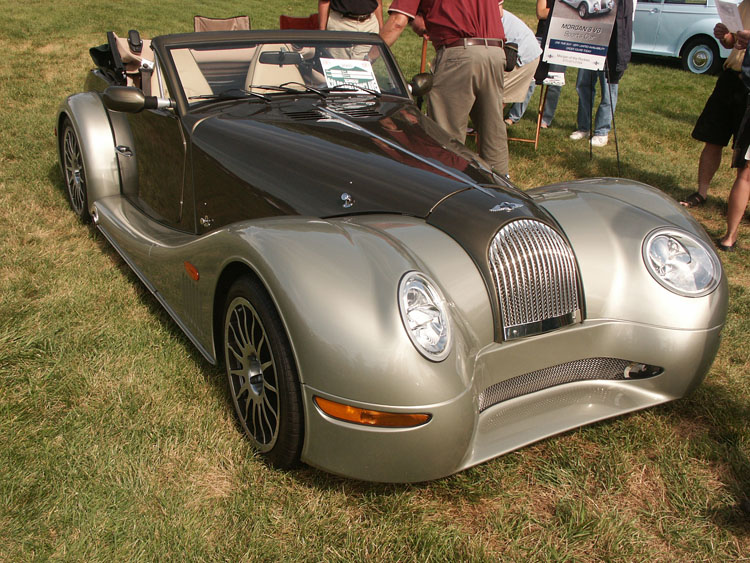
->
[60,118,90,222]
[578,3,588,18]
[681,37,721,75]
[223,275,303,468]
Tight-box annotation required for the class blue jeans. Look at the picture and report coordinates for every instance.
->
[507,81,562,126]
[575,68,618,136]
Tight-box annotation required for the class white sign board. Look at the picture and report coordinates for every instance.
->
[543,1,617,70]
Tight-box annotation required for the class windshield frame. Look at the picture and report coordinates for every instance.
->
[152,31,409,114]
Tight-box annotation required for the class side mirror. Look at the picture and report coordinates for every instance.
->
[409,73,433,97]
[103,86,175,113]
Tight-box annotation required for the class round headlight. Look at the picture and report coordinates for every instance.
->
[642,228,722,297]
[398,272,452,361]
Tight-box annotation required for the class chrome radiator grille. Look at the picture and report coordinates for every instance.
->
[489,219,581,340]
[478,357,631,411]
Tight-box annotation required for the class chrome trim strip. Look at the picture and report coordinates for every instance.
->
[503,310,580,340]
[318,106,497,196]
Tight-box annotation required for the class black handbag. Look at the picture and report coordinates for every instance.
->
[504,42,518,71]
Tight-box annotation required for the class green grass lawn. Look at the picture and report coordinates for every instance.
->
[0,0,748,560]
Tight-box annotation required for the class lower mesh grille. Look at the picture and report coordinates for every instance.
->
[478,357,633,411]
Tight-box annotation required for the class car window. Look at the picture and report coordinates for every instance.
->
[664,0,707,4]
[167,41,406,107]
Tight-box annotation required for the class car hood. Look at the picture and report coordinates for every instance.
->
[188,97,517,224]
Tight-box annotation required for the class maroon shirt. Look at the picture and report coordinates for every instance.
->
[388,0,505,49]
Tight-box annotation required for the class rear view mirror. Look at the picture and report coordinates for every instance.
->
[259,51,303,66]
[409,73,433,97]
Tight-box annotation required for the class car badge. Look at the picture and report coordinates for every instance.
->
[490,202,523,213]
[341,193,355,209]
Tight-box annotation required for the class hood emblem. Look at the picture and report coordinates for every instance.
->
[490,202,523,213]
[341,193,355,209]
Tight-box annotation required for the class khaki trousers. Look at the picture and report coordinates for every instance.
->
[326,10,379,60]
[428,44,508,175]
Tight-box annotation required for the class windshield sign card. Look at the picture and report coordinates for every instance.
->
[320,59,381,93]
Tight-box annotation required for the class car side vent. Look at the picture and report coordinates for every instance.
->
[489,219,581,340]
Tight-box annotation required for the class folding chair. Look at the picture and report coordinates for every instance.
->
[279,14,320,30]
[507,84,548,150]
[194,15,250,32]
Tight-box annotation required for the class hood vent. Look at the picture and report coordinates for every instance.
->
[284,108,326,121]
[328,103,383,119]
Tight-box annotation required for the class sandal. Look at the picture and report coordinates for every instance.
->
[680,192,706,208]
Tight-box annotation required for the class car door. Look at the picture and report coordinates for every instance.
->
[122,57,195,233]
[654,0,711,56]
[634,0,665,53]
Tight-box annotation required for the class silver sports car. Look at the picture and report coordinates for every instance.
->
[57,29,727,482]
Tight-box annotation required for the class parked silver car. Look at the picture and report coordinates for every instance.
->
[633,0,731,74]
[561,0,615,18]
[57,28,728,482]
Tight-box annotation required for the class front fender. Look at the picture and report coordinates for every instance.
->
[204,215,495,408]
[57,92,123,213]
[529,178,728,332]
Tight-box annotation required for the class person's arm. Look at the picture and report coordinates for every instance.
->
[375,0,384,31]
[536,0,550,20]
[411,14,428,37]
[318,0,330,30]
[380,12,410,46]
[735,28,750,50]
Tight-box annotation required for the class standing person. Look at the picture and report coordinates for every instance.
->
[506,0,565,128]
[569,0,634,147]
[680,3,750,208]
[716,29,750,251]
[379,0,510,176]
[318,0,383,58]
[500,4,542,108]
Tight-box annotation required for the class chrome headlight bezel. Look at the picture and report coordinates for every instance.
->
[642,228,722,298]
[398,271,452,362]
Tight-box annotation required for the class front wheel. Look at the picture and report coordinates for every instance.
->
[681,37,720,75]
[578,3,589,18]
[223,275,303,468]
[60,118,89,221]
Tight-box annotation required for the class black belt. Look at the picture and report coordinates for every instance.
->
[442,38,504,49]
[337,11,372,22]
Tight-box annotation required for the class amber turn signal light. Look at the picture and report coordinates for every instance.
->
[184,261,200,281]
[314,396,430,428]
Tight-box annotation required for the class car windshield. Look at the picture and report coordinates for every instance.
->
[167,40,406,107]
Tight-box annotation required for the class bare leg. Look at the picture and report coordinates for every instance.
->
[719,163,750,246]
[697,143,722,198]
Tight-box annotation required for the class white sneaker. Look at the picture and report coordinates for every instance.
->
[569,130,588,140]
[591,134,608,147]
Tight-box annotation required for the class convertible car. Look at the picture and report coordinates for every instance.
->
[57,29,727,482]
